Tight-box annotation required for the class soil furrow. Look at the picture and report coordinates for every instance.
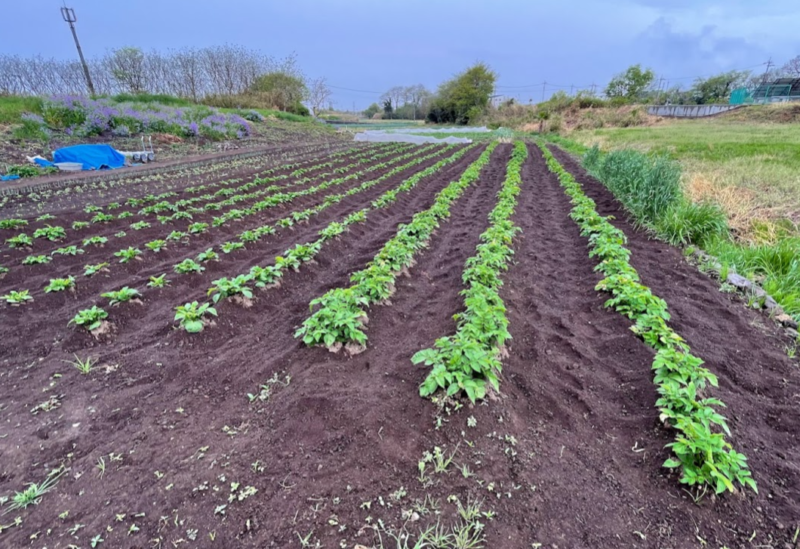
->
[544,144,800,546]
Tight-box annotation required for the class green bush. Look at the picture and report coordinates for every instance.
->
[654,200,729,246]
[588,149,681,226]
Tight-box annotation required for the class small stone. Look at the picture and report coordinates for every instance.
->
[787,328,799,339]
[776,313,799,330]
[726,272,752,289]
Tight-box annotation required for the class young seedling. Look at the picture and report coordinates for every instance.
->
[221,241,245,254]
[0,218,27,229]
[5,466,65,511]
[69,306,109,331]
[2,290,33,305]
[146,239,167,252]
[83,236,108,247]
[174,301,217,333]
[33,225,66,241]
[114,247,142,263]
[130,221,151,231]
[102,287,141,306]
[51,245,83,256]
[35,214,55,222]
[147,274,170,288]
[6,233,33,248]
[22,254,51,265]
[72,221,90,230]
[188,222,209,234]
[65,354,96,374]
[208,275,253,303]
[174,259,205,274]
[196,248,218,262]
[166,230,188,241]
[92,213,114,223]
[45,276,76,293]
[84,263,110,277]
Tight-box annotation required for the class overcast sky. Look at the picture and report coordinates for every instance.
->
[3,0,799,108]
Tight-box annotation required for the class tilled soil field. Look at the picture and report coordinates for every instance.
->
[0,142,798,549]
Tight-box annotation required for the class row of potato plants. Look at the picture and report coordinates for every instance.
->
[413,141,527,403]
[538,143,757,496]
[295,142,500,351]
[161,145,404,213]
[58,145,477,332]
[190,143,482,324]
[5,145,448,272]
[0,146,391,257]
[0,142,352,217]
[0,145,397,243]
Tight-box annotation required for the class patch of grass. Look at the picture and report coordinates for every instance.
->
[0,96,43,124]
[572,121,800,227]
[107,93,193,106]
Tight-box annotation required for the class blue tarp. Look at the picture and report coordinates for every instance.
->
[53,144,126,171]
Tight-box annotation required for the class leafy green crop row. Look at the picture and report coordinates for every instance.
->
[295,142,500,351]
[65,145,478,334]
[176,144,482,331]
[538,143,756,496]
[414,141,527,403]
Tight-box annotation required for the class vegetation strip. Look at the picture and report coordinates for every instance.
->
[537,142,756,496]
[1,144,406,247]
[173,144,482,332]
[67,145,476,332]
[413,141,527,403]
[13,144,446,273]
[294,142,500,351]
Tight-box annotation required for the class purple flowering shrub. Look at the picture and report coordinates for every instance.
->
[35,96,251,141]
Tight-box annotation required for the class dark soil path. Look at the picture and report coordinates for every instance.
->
[544,144,800,547]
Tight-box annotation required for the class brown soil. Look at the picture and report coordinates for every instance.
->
[0,143,798,548]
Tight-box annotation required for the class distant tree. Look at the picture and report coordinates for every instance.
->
[380,86,405,114]
[250,71,307,111]
[605,64,655,101]
[382,99,394,118]
[782,55,800,77]
[107,47,146,94]
[427,63,497,124]
[689,71,750,104]
[363,102,381,118]
[307,77,331,116]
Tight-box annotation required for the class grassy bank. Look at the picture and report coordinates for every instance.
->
[550,129,800,322]
[571,121,800,237]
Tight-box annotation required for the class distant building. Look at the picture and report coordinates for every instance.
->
[730,78,800,104]
[490,94,511,108]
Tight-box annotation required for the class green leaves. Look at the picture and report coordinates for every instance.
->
[418,141,527,403]
[296,143,498,352]
[70,306,108,331]
[174,301,217,333]
[208,275,254,303]
[101,286,141,306]
[295,289,368,347]
[539,142,756,496]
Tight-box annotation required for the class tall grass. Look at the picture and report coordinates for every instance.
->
[583,147,681,226]
[575,138,800,320]
[705,236,800,318]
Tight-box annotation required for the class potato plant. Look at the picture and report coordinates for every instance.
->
[174,301,217,333]
[69,306,108,331]
[102,286,141,305]
[45,276,76,293]
[539,142,756,496]
[2,289,33,305]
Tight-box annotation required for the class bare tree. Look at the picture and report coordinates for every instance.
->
[307,77,331,116]
[782,55,800,77]
[380,86,405,111]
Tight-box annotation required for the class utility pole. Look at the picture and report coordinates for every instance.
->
[60,6,95,95]
[541,81,547,102]
[762,57,773,82]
